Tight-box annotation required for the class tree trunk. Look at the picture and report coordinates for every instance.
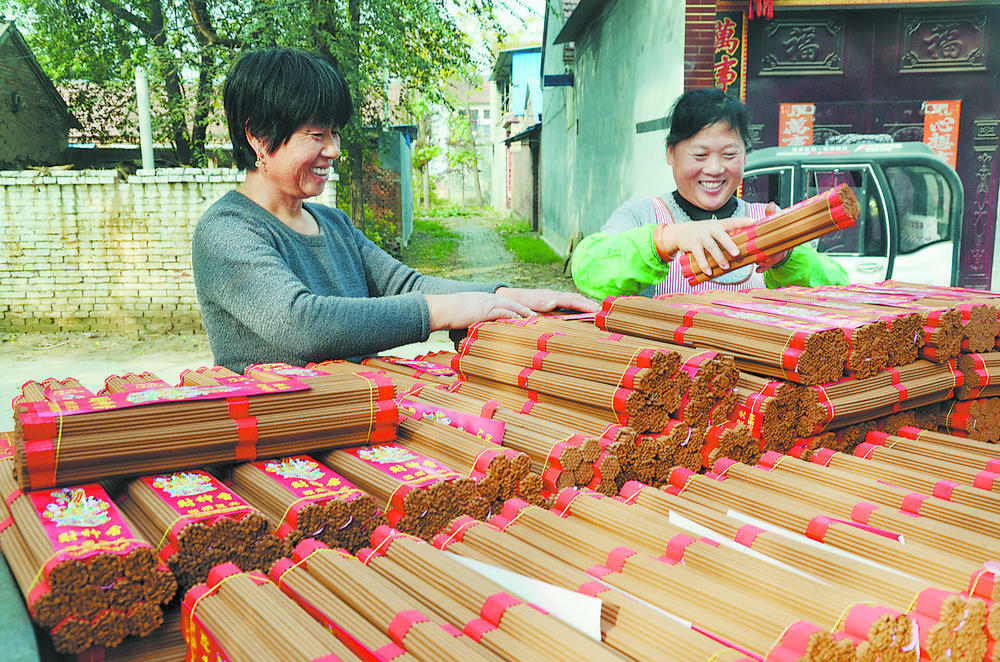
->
[422,167,430,210]
[347,0,365,228]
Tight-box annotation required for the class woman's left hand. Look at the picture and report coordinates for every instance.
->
[495,287,601,313]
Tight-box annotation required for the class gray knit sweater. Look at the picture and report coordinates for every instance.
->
[192,191,501,372]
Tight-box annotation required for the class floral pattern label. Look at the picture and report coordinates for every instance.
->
[252,455,363,501]
[345,443,457,487]
[143,470,250,521]
[31,375,310,418]
[31,484,138,555]
[714,300,866,329]
[398,400,505,445]
[378,357,456,377]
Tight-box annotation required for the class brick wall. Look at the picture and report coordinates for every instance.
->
[0,168,337,334]
[685,0,718,90]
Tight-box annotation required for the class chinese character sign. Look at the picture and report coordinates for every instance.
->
[778,103,815,146]
[922,100,961,169]
[714,12,747,99]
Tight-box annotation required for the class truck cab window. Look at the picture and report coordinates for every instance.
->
[885,165,953,254]
[807,168,886,258]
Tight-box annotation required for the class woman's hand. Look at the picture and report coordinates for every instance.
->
[425,292,534,331]
[653,216,756,274]
[495,287,601,314]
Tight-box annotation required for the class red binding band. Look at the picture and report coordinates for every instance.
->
[517,368,533,389]
[932,480,959,500]
[577,580,608,597]
[387,610,428,644]
[734,524,765,547]
[226,396,249,419]
[851,501,879,524]
[805,516,831,542]
[462,618,497,642]
[900,492,928,515]
[480,593,521,626]
[531,351,548,370]
[605,546,637,572]
[233,417,259,460]
[660,534,696,564]
[480,400,500,419]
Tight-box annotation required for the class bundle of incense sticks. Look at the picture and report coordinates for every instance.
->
[812,284,966,362]
[657,469,994,659]
[860,427,1000,487]
[269,553,425,662]
[596,295,850,385]
[854,279,1000,352]
[228,455,383,553]
[182,562,360,662]
[449,348,670,433]
[359,526,627,661]
[547,486,938,660]
[671,290,892,378]
[321,443,476,540]
[940,397,1000,442]
[0,438,175,653]
[618,482,993,661]
[732,372,808,452]
[792,444,1000,513]
[956,351,1000,400]
[677,184,859,285]
[430,516,748,661]
[357,354,460,386]
[487,497,841,659]
[394,376,640,497]
[452,316,740,430]
[709,456,1000,563]
[754,451,1000,541]
[275,539,498,661]
[395,413,541,515]
[12,363,397,490]
[116,469,284,591]
[798,358,963,436]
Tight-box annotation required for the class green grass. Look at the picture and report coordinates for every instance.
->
[496,219,561,264]
[402,217,459,269]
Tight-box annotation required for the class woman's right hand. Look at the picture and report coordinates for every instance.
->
[653,216,757,274]
[425,292,534,331]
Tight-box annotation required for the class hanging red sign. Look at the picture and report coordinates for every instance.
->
[778,103,816,146]
[714,11,748,100]
[922,100,961,169]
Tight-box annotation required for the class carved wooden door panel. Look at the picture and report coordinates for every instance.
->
[744,5,1000,287]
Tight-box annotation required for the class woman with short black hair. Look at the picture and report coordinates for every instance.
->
[193,47,597,373]
[571,88,847,299]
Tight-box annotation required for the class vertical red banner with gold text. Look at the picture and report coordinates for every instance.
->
[714,11,747,101]
[922,100,961,169]
[778,103,816,146]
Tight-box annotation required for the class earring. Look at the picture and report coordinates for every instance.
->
[255,156,263,170]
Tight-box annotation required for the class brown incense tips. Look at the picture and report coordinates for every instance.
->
[117,470,284,592]
[322,443,477,541]
[228,455,384,555]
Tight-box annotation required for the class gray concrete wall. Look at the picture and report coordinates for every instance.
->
[541,0,686,253]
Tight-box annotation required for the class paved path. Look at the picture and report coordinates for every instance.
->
[437,212,515,283]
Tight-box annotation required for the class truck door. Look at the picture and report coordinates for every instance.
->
[805,165,890,284]
[880,164,958,286]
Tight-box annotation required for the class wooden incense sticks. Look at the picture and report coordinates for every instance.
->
[322,443,476,541]
[228,455,383,553]
[597,295,850,385]
[677,184,860,285]
[117,469,284,591]
[430,515,748,661]
[275,539,497,661]
[269,555,422,662]
[12,363,397,490]
[182,562,361,662]
[488,497,826,658]
[0,440,174,654]
[361,526,627,661]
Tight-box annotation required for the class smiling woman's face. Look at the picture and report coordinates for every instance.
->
[260,124,341,201]
[667,121,746,212]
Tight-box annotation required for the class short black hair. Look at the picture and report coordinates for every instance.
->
[665,88,751,151]
[224,47,353,170]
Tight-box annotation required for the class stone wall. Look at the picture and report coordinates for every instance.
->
[0,168,337,333]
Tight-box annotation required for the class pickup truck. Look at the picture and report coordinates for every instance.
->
[742,141,964,286]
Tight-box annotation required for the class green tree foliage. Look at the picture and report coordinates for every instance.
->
[3,0,496,220]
